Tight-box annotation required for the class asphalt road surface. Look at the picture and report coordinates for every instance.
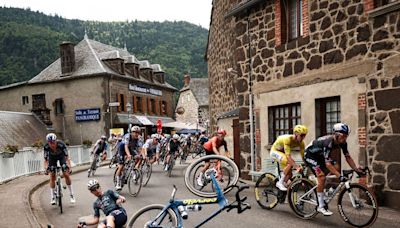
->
[36,161,395,227]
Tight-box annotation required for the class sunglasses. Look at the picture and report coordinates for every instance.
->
[300,134,306,138]
[89,188,98,192]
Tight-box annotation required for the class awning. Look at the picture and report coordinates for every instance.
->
[114,114,175,126]
[163,121,206,131]
[134,115,153,126]
[114,113,141,125]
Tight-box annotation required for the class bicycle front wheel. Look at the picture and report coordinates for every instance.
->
[56,179,63,214]
[184,155,239,198]
[254,172,279,210]
[287,178,318,219]
[128,168,142,197]
[337,183,379,227]
[127,204,178,228]
[142,162,152,187]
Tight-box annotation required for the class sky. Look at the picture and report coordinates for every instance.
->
[1,0,213,29]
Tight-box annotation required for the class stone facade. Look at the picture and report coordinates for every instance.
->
[207,0,400,208]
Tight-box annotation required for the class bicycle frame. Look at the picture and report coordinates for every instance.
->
[147,173,248,228]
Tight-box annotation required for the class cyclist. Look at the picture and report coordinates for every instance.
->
[270,124,308,191]
[304,123,365,216]
[78,179,127,228]
[43,133,75,204]
[142,133,161,164]
[164,134,181,171]
[115,126,143,190]
[89,135,109,172]
[197,129,229,186]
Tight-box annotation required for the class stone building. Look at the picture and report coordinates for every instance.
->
[207,0,400,208]
[0,35,177,145]
[175,75,210,131]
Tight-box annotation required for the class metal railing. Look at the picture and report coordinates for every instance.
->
[0,145,112,184]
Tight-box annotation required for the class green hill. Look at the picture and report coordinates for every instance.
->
[0,7,208,88]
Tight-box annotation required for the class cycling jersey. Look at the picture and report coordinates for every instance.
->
[44,140,69,172]
[203,136,227,154]
[118,133,143,156]
[93,139,108,155]
[93,190,122,217]
[271,134,305,157]
[143,139,160,157]
[168,140,180,154]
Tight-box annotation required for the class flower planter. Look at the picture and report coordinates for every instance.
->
[1,152,15,158]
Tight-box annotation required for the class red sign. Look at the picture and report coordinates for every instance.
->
[156,119,162,130]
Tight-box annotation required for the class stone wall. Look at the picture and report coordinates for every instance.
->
[175,90,199,124]
[208,0,400,207]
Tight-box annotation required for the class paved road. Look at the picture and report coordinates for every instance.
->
[35,161,398,228]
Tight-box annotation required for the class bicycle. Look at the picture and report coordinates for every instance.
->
[254,161,307,209]
[141,157,153,187]
[191,144,205,159]
[88,153,101,177]
[113,157,143,197]
[54,165,66,214]
[127,171,250,228]
[184,154,239,198]
[109,149,119,168]
[165,152,177,177]
[288,167,378,227]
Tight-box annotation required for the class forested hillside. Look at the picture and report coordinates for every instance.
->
[0,7,208,88]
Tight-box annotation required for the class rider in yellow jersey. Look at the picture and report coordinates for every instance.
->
[269,125,308,191]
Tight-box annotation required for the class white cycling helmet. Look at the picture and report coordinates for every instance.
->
[101,135,107,140]
[87,179,100,190]
[333,123,350,135]
[46,133,57,142]
[131,126,141,133]
[172,134,179,140]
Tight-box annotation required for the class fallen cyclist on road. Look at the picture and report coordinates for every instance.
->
[78,179,127,228]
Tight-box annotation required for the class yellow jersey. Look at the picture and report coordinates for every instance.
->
[271,134,305,158]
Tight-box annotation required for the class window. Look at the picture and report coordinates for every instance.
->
[55,98,64,115]
[136,96,143,113]
[281,0,303,42]
[374,0,396,8]
[22,96,29,105]
[150,98,156,114]
[32,94,46,110]
[161,101,167,115]
[268,103,301,143]
[315,96,341,137]
[117,94,126,112]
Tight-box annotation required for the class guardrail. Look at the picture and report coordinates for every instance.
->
[0,145,112,184]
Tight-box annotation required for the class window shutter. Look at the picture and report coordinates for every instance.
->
[133,96,137,113]
[117,93,121,112]
[123,94,127,112]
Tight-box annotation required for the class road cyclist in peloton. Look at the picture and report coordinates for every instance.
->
[43,133,76,205]
[269,124,308,191]
[164,134,181,171]
[142,133,161,164]
[89,135,109,172]
[115,126,143,191]
[197,128,230,186]
[77,179,127,228]
[304,123,366,216]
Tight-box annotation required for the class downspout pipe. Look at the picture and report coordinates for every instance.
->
[247,16,256,180]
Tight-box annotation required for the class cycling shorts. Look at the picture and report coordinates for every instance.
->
[304,152,330,176]
[101,208,127,228]
[269,149,288,168]
[48,154,68,173]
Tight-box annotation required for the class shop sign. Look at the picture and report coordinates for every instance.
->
[129,84,162,96]
[75,108,101,122]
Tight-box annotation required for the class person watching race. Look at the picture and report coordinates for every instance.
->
[269,124,308,191]
[197,129,229,186]
[43,133,75,204]
[142,133,161,164]
[115,126,143,190]
[77,179,127,228]
[164,134,181,171]
[304,123,365,216]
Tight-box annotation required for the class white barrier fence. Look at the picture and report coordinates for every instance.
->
[0,145,112,184]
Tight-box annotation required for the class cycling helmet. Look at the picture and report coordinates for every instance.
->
[333,123,350,135]
[101,135,107,140]
[131,126,141,133]
[87,179,100,190]
[172,134,179,140]
[46,133,57,142]
[293,125,308,135]
[151,134,158,139]
[217,129,227,136]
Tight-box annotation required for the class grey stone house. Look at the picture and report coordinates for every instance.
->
[175,75,210,131]
[207,0,400,209]
[0,35,177,145]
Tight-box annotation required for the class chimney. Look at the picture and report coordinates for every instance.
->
[59,42,75,74]
[184,74,191,86]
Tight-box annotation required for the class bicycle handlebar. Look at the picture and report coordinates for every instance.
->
[225,184,251,214]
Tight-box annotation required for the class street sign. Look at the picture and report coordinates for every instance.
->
[109,102,120,107]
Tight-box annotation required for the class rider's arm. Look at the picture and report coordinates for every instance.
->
[124,144,132,157]
[43,147,49,170]
[80,216,100,227]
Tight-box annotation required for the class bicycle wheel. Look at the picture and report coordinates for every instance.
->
[184,155,239,198]
[337,183,378,227]
[287,178,318,219]
[142,162,152,187]
[254,172,279,210]
[127,204,178,228]
[167,157,175,177]
[128,168,142,197]
[109,155,116,168]
[56,179,63,214]
[113,168,118,187]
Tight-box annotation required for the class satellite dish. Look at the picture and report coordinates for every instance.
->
[176,107,185,115]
